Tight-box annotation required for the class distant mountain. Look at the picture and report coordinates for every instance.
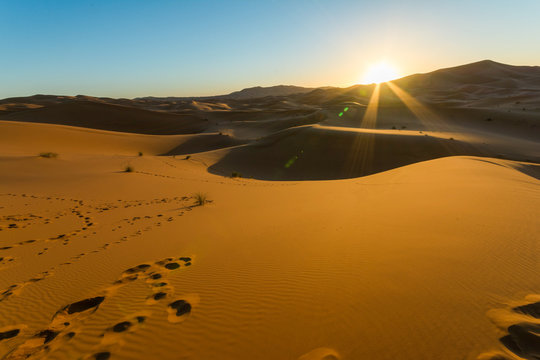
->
[4,60,540,108]
[136,85,321,101]
[224,85,316,99]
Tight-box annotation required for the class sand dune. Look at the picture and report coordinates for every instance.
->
[0,120,249,159]
[0,121,188,156]
[0,60,539,360]
[1,100,207,135]
[206,125,485,179]
[0,150,538,360]
[395,60,540,91]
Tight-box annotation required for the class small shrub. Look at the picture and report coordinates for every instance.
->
[124,166,134,173]
[39,152,58,158]
[231,171,241,178]
[194,192,207,206]
[449,137,454,140]
[184,155,191,160]
[138,151,143,157]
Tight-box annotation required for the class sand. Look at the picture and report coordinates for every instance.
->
[0,60,538,360]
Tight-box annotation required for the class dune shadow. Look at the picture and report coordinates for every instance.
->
[470,158,540,180]
[509,163,540,180]
[3,101,208,135]
[208,125,491,180]
[162,134,246,156]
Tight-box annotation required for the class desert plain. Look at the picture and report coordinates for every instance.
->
[0,60,539,360]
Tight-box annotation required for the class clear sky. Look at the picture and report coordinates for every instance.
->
[1,0,539,98]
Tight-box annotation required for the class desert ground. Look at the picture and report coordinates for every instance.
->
[0,60,538,360]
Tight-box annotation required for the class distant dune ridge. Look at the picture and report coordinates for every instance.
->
[0,60,539,359]
[1,60,538,179]
[223,85,319,99]
[132,85,319,102]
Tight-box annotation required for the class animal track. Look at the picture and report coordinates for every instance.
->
[0,329,20,341]
[0,256,15,266]
[0,193,198,301]
[0,193,204,359]
[168,300,191,316]
[479,296,540,360]
[513,301,540,319]
[0,270,53,302]
[2,256,194,359]
[90,351,111,360]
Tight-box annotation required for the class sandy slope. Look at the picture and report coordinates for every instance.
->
[0,120,538,360]
[0,120,245,157]
[0,60,539,359]
[1,101,207,135]
[2,62,538,182]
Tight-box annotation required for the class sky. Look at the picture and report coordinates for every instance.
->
[1,0,539,98]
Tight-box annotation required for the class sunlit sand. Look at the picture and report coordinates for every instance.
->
[0,60,539,360]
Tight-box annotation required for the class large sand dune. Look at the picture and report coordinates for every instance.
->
[0,60,538,360]
[1,100,207,135]
[207,125,486,180]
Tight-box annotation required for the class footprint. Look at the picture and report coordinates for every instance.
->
[0,328,20,341]
[0,271,53,301]
[168,300,191,316]
[4,296,106,359]
[167,297,197,323]
[146,290,169,305]
[480,295,540,360]
[35,329,60,344]
[152,292,167,300]
[3,327,68,359]
[0,256,15,266]
[123,264,151,275]
[513,302,540,319]
[90,351,111,360]
[3,256,194,358]
[164,262,180,270]
[63,296,105,315]
[499,322,540,360]
[100,313,148,346]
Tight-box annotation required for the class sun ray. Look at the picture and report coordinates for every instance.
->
[385,81,448,131]
[360,83,381,129]
[384,81,486,156]
[346,83,381,176]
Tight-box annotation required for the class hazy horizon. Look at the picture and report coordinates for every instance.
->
[2,0,540,98]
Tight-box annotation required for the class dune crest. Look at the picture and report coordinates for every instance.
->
[0,60,539,359]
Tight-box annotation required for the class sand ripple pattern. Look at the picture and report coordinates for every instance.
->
[0,256,194,360]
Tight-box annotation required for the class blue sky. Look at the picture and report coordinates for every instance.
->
[1,0,539,98]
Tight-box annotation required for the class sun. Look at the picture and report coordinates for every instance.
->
[360,61,400,84]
